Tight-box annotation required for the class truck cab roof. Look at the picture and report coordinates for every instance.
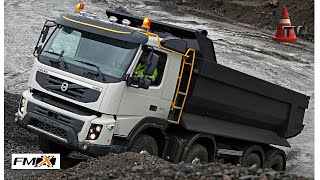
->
[55,11,217,63]
[55,14,149,44]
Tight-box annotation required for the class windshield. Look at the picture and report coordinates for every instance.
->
[41,26,139,79]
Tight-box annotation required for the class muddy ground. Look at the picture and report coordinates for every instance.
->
[160,0,314,40]
[4,0,314,179]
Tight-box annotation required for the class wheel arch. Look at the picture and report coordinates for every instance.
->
[180,133,216,162]
[126,117,168,157]
[242,144,265,166]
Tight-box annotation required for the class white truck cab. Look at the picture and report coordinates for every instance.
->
[15,10,183,156]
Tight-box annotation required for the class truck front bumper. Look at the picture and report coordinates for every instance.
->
[16,106,121,157]
[15,90,119,157]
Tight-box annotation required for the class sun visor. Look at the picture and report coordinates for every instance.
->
[55,14,148,44]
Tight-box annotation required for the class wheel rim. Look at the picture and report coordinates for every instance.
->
[271,164,280,171]
[140,149,150,154]
[191,157,201,164]
[242,154,262,168]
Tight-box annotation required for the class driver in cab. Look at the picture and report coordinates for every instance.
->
[133,50,158,83]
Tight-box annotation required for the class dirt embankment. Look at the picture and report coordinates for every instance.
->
[4,92,311,179]
[160,0,314,41]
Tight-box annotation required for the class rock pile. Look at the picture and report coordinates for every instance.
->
[38,152,310,179]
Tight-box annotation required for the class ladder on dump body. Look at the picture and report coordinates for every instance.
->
[169,48,196,124]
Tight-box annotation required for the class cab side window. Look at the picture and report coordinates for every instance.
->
[134,46,167,86]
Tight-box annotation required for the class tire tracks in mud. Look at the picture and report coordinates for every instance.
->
[213,38,312,82]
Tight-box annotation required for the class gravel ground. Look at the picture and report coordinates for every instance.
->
[4,0,314,178]
[38,152,310,180]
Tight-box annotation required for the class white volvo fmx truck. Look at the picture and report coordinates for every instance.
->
[15,4,310,170]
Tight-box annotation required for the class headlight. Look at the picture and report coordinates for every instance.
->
[86,124,103,140]
[95,125,102,132]
[19,97,26,113]
[89,133,96,140]
[20,107,25,113]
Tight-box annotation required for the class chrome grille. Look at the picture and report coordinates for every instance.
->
[46,75,86,99]
[35,71,101,103]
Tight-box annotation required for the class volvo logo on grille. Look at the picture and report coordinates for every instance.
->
[61,82,68,92]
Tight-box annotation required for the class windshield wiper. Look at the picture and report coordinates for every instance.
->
[44,50,67,68]
[43,50,60,56]
[74,59,105,81]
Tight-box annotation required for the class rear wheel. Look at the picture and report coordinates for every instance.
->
[241,153,262,168]
[266,155,284,171]
[39,137,72,158]
[129,134,158,156]
[185,143,208,164]
[264,149,285,171]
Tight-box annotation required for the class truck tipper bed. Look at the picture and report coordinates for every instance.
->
[15,3,310,171]
[183,60,309,147]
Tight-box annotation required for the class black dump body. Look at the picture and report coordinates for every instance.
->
[182,59,309,147]
[107,9,310,147]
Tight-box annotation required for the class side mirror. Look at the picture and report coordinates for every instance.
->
[139,78,152,89]
[33,20,56,57]
[36,45,42,55]
[41,21,56,43]
[144,53,159,76]
[41,27,49,43]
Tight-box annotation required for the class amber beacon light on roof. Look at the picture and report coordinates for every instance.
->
[142,17,151,30]
[75,2,85,13]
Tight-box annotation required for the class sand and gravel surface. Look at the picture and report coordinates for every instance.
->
[4,0,314,179]
[38,152,310,180]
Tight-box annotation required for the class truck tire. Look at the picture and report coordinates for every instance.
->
[129,134,158,156]
[185,143,208,164]
[264,148,285,171]
[265,154,284,171]
[39,137,72,158]
[241,153,262,168]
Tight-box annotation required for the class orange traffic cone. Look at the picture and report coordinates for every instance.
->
[273,6,297,42]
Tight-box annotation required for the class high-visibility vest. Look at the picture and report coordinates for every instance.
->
[134,63,158,82]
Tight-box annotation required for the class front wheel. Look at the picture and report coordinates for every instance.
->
[185,143,209,164]
[39,137,72,158]
[129,134,158,156]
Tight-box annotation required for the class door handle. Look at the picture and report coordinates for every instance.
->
[149,105,157,111]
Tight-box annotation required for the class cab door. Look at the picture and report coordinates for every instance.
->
[117,47,173,119]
